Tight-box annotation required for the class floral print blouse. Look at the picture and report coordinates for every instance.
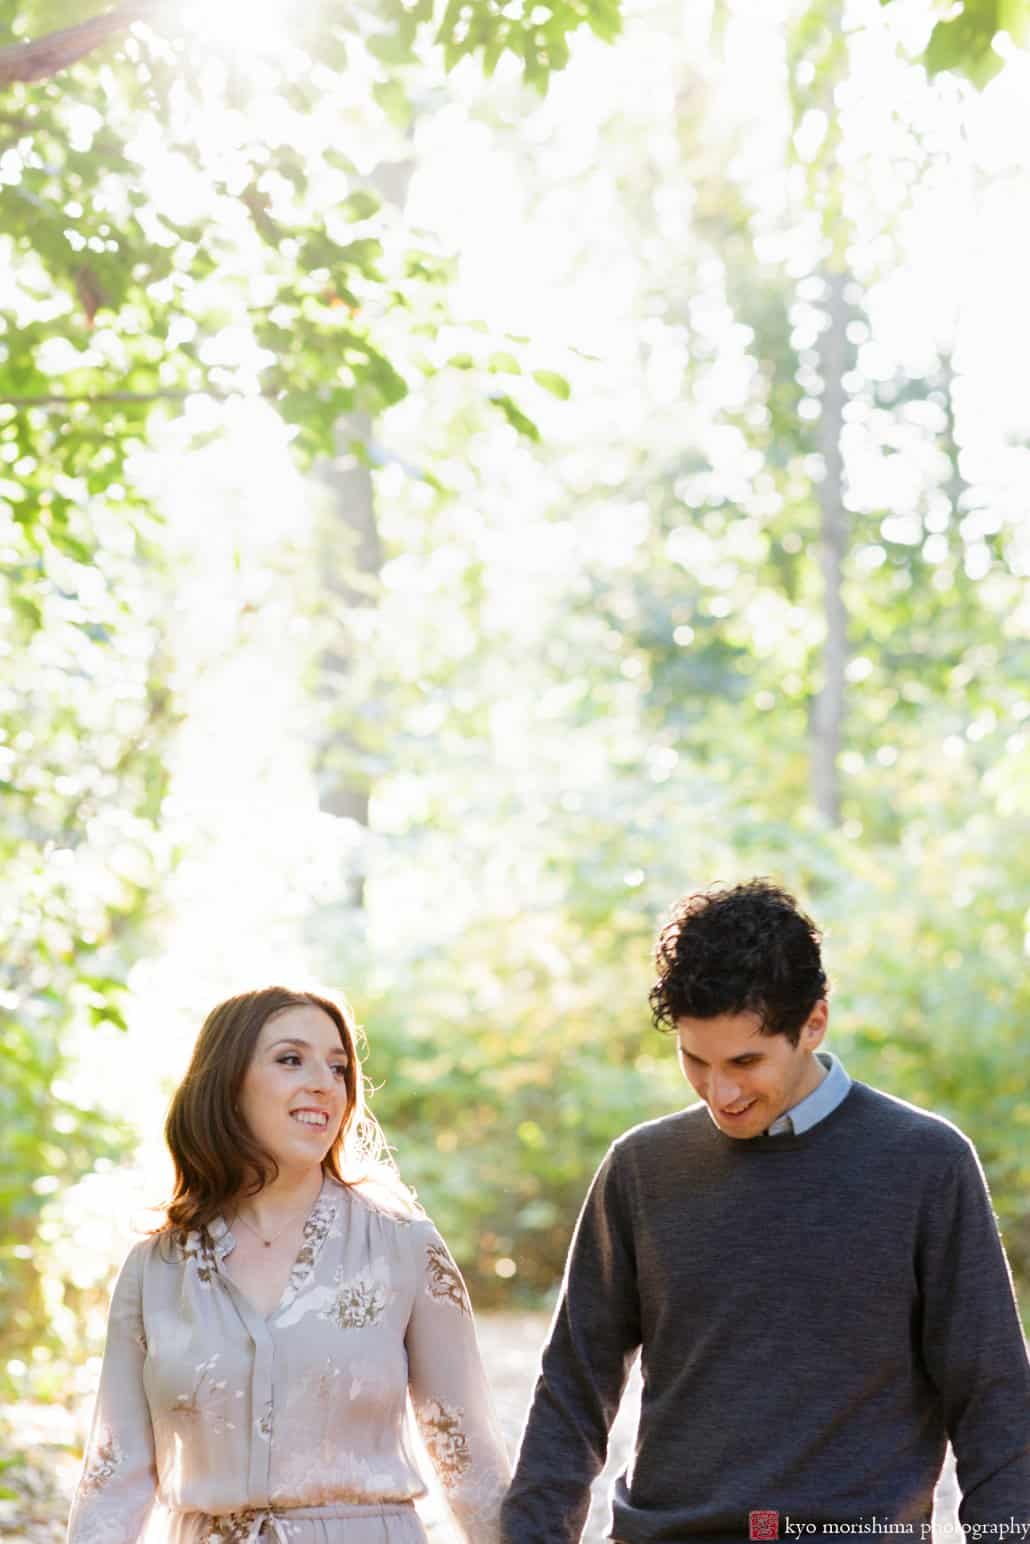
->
[67,1176,511,1542]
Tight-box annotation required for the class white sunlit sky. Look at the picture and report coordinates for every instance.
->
[42,0,1030,1316]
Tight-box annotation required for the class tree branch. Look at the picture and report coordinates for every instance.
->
[0,2,161,89]
[2,389,253,406]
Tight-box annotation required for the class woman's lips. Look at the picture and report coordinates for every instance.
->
[290,1109,330,1129]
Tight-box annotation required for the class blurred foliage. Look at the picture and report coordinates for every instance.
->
[0,0,590,477]
[0,0,1027,1405]
[880,0,1030,87]
[322,0,1029,1304]
[0,480,174,1369]
[0,0,604,1376]
[362,819,1030,1304]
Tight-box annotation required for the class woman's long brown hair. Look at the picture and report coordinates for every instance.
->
[163,986,410,1241]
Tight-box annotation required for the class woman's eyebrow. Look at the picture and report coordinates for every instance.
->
[269,1036,346,1056]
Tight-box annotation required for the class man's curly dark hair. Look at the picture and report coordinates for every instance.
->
[649,879,828,1044]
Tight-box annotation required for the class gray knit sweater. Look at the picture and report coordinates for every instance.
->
[501,1082,1030,1542]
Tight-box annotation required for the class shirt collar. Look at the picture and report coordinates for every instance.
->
[766,1050,851,1136]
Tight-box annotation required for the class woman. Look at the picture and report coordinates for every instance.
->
[67,987,510,1544]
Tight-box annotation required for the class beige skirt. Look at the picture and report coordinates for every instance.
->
[161,1502,428,1544]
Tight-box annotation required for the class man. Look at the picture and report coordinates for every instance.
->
[501,879,1030,1542]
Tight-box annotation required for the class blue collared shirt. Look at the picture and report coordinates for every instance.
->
[766,1050,851,1136]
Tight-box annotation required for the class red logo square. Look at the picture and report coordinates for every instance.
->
[749,1512,780,1541]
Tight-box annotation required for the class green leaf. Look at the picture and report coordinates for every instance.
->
[340,191,381,222]
[50,530,94,563]
[372,79,412,128]
[483,32,508,74]
[325,149,360,176]
[314,27,350,70]
[492,393,541,440]
[925,3,1007,86]
[585,0,622,45]
[362,350,409,409]
[1001,0,1030,44]
[488,351,521,374]
[532,368,571,399]
[10,594,43,632]
[336,239,385,274]
[367,29,416,66]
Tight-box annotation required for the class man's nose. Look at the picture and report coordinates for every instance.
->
[711,1073,742,1108]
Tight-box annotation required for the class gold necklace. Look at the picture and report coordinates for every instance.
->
[233,1203,309,1249]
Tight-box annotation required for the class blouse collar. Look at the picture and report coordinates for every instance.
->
[185,1172,343,1271]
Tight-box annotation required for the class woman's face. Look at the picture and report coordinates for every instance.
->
[237,1004,351,1177]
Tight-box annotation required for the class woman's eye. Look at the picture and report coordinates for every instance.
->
[332,1065,348,1079]
[278,1054,301,1067]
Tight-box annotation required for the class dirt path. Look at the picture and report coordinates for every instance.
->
[0,1312,961,1543]
[433,1311,643,1543]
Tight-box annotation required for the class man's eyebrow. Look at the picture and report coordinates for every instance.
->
[677,1048,763,1065]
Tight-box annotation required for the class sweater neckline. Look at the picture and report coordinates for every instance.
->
[705,1080,859,1152]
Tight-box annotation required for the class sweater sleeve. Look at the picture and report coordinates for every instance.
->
[501,1146,641,1544]
[66,1242,158,1544]
[407,1221,511,1543]
[917,1141,1030,1521]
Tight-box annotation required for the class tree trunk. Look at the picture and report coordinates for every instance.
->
[810,269,850,826]
[939,350,964,518]
[310,153,415,915]
[312,414,383,911]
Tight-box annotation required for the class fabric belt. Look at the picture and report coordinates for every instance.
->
[193,1501,417,1543]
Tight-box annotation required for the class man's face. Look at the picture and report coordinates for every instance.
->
[674,1004,828,1140]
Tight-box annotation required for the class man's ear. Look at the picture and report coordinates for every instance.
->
[801,999,828,1051]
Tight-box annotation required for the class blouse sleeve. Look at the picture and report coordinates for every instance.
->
[406,1222,511,1543]
[67,1241,158,1544]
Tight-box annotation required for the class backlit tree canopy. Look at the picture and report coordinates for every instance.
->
[0,0,1027,1397]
